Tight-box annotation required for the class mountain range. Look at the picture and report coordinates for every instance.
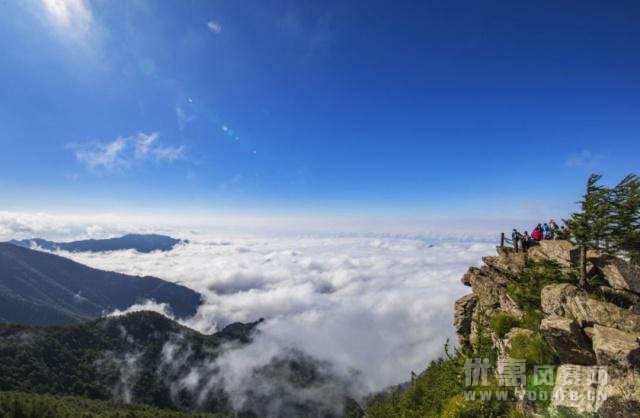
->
[8,233,183,253]
[0,242,201,325]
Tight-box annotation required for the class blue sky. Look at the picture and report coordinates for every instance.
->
[1,0,639,220]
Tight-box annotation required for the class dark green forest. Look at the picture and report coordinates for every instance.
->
[0,391,225,418]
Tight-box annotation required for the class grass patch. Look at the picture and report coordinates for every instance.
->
[491,313,521,338]
[507,260,577,312]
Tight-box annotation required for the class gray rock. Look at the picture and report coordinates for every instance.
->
[528,240,580,268]
[454,294,477,350]
[567,295,640,334]
[600,256,640,295]
[541,283,585,316]
[540,316,596,365]
[591,325,640,370]
[551,364,604,415]
[482,252,527,278]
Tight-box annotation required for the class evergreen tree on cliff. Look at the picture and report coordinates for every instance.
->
[566,174,611,286]
[610,174,640,265]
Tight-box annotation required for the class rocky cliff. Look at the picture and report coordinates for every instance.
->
[454,240,640,417]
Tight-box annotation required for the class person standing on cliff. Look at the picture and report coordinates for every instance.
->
[521,231,531,251]
[511,229,522,251]
[532,224,543,241]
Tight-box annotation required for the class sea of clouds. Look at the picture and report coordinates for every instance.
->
[58,235,494,394]
[0,211,503,398]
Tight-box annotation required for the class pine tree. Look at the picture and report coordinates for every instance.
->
[610,174,640,264]
[565,174,612,286]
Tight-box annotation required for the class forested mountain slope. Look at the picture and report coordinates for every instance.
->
[0,243,201,325]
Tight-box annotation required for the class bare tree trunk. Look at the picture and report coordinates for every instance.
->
[579,246,587,287]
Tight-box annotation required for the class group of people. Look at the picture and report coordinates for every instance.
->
[511,219,571,251]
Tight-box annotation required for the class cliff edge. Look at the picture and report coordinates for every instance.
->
[455,240,640,417]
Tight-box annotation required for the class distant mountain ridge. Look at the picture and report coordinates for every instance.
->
[8,233,183,253]
[0,242,201,325]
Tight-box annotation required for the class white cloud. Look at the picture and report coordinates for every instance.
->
[108,300,174,318]
[565,150,605,168]
[72,132,185,172]
[56,235,492,394]
[207,21,222,34]
[154,145,185,162]
[134,132,158,159]
[74,137,129,170]
[176,107,195,130]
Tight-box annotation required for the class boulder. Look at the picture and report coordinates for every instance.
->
[462,267,522,317]
[590,325,640,370]
[528,240,580,268]
[551,365,640,417]
[454,294,477,349]
[597,371,640,418]
[551,364,604,415]
[540,316,596,365]
[461,266,481,287]
[599,257,640,295]
[541,283,585,316]
[482,251,527,278]
[567,296,640,334]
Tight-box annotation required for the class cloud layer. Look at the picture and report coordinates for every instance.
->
[57,235,492,393]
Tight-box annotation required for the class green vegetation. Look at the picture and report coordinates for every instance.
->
[507,260,577,312]
[365,353,516,418]
[490,313,520,338]
[509,334,555,369]
[0,312,250,414]
[0,391,225,418]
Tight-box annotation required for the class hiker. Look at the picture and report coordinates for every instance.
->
[521,231,531,251]
[531,225,542,241]
[542,223,552,240]
[511,229,522,251]
[552,224,562,240]
[549,219,559,230]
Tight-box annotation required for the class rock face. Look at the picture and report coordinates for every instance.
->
[541,283,585,317]
[454,241,640,417]
[567,295,640,334]
[528,240,580,268]
[599,256,640,295]
[590,325,640,370]
[541,282,640,334]
[454,294,477,349]
[551,364,606,415]
[540,316,596,365]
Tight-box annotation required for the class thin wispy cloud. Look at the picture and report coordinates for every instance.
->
[565,150,605,168]
[134,132,158,159]
[176,107,195,130]
[72,132,185,172]
[154,145,185,162]
[75,137,129,171]
[207,21,222,34]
